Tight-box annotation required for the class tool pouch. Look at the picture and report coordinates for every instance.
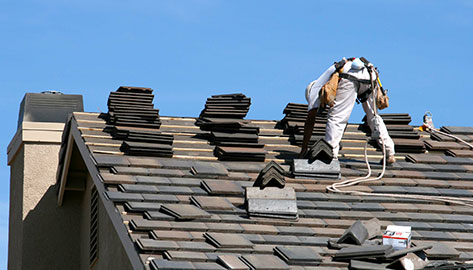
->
[319,72,339,108]
[376,87,389,110]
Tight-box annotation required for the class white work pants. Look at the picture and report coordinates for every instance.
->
[325,78,395,157]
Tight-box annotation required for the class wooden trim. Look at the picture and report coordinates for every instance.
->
[57,132,74,206]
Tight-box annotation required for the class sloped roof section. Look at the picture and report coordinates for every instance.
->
[60,89,473,270]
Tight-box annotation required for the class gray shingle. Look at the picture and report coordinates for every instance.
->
[276,226,315,236]
[217,255,249,270]
[262,235,301,245]
[120,184,158,193]
[425,243,460,259]
[177,241,216,252]
[193,262,226,270]
[135,176,171,185]
[204,233,254,248]
[137,239,179,252]
[131,219,171,230]
[191,196,235,211]
[350,203,385,211]
[191,162,229,177]
[164,251,208,262]
[240,255,289,270]
[157,186,194,195]
[94,154,130,167]
[142,194,180,203]
[125,202,161,212]
[314,202,350,211]
[151,259,194,270]
[105,191,143,202]
[274,246,322,266]
[161,204,212,220]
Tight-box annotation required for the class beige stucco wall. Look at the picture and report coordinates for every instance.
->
[79,175,133,270]
[93,198,134,270]
[8,132,134,270]
[8,142,82,270]
[22,143,62,219]
[8,146,24,270]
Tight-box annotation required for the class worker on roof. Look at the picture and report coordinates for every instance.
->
[300,57,396,164]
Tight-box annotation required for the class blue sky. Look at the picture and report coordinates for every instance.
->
[0,0,472,268]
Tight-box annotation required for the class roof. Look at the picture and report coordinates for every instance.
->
[58,90,473,270]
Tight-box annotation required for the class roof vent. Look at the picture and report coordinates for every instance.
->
[17,92,83,129]
[246,161,297,220]
[246,186,298,220]
[292,158,341,180]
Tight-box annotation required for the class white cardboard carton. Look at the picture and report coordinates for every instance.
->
[383,225,411,250]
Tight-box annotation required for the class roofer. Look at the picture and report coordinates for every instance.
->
[300,57,396,164]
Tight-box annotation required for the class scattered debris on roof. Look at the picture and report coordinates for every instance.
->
[337,220,369,245]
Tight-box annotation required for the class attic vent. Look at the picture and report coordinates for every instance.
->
[89,187,99,267]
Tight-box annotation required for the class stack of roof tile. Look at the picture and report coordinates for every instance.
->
[197,93,266,160]
[214,146,266,161]
[440,126,473,135]
[107,86,161,128]
[105,86,174,157]
[120,141,173,157]
[199,93,251,119]
[279,103,328,145]
[111,127,173,145]
[363,113,425,153]
[210,130,262,148]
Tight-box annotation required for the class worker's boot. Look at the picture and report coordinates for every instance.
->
[381,155,396,165]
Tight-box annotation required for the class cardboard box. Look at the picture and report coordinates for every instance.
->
[383,225,411,250]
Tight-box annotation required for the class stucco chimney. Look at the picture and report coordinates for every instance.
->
[7,91,83,270]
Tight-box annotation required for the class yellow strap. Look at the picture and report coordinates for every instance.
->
[377,76,383,88]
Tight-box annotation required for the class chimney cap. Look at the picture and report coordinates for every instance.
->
[41,90,63,95]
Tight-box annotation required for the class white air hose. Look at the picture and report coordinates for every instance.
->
[428,128,473,149]
[326,69,473,207]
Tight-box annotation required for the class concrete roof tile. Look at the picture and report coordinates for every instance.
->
[69,110,473,269]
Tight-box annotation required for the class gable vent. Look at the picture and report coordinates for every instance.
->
[89,187,99,268]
